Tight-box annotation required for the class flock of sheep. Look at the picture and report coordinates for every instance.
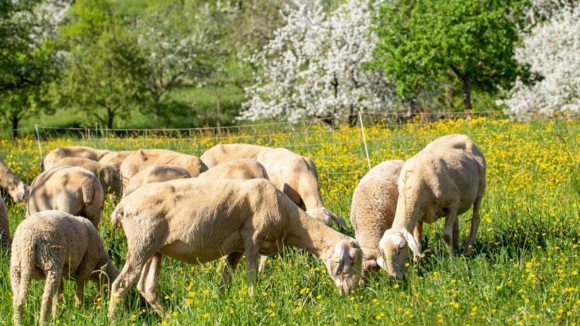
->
[0,133,486,324]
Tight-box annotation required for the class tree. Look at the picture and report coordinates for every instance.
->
[57,0,150,129]
[371,0,533,112]
[242,0,394,127]
[0,0,68,138]
[501,2,580,118]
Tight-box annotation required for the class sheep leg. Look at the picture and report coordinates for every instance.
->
[136,253,166,318]
[413,222,423,263]
[220,252,243,293]
[244,246,260,297]
[464,195,482,256]
[258,256,268,274]
[75,279,88,306]
[107,252,148,321]
[40,271,62,325]
[11,268,31,326]
[453,218,460,255]
[443,212,457,256]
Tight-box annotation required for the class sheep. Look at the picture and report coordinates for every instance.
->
[51,157,122,197]
[119,149,208,186]
[0,196,10,248]
[122,164,192,197]
[350,160,404,277]
[0,155,29,203]
[378,134,486,279]
[200,144,346,227]
[107,178,363,320]
[98,150,134,171]
[27,166,105,229]
[42,146,110,171]
[199,158,269,180]
[11,210,119,326]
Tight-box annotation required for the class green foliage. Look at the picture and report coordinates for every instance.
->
[371,0,533,111]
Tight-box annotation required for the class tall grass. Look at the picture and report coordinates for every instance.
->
[1,116,580,325]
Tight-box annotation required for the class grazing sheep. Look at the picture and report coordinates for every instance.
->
[120,149,207,186]
[199,158,269,180]
[11,210,119,326]
[0,155,29,203]
[123,165,192,197]
[107,178,362,320]
[0,196,10,248]
[42,146,110,171]
[350,160,404,277]
[51,157,122,197]
[27,166,105,229]
[98,151,134,171]
[200,144,346,227]
[378,134,486,279]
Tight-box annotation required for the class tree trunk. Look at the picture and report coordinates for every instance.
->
[107,108,115,129]
[11,116,20,140]
[348,105,358,127]
[462,75,472,111]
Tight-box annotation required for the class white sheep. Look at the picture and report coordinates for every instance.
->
[107,178,362,320]
[122,164,192,197]
[98,150,134,171]
[0,155,29,203]
[378,134,486,279]
[27,166,105,229]
[350,160,404,277]
[0,196,10,248]
[120,149,207,186]
[11,210,119,326]
[199,157,269,180]
[51,157,122,197]
[200,144,346,227]
[42,146,110,171]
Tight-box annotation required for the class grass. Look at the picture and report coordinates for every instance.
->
[1,116,580,325]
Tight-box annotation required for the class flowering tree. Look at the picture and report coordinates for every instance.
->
[241,0,394,127]
[501,2,580,118]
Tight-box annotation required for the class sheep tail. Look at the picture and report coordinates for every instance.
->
[81,179,94,205]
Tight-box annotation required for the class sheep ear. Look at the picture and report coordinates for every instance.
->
[403,230,421,259]
[327,209,347,228]
[376,257,386,271]
[332,255,346,276]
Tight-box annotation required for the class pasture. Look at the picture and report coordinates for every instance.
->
[1,116,580,325]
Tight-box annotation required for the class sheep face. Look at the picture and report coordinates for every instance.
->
[9,180,29,203]
[378,229,420,279]
[324,239,363,295]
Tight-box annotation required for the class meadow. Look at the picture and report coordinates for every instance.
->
[1,115,580,325]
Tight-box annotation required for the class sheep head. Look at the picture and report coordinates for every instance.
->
[305,207,347,227]
[378,229,420,279]
[323,238,363,295]
[9,180,29,203]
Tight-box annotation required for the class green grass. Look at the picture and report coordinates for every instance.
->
[1,116,580,325]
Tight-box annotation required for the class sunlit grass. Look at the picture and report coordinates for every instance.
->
[1,117,580,325]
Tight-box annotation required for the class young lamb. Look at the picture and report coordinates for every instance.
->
[107,178,362,320]
[120,149,208,186]
[0,196,10,248]
[11,210,119,326]
[0,155,29,203]
[350,160,404,277]
[42,146,110,171]
[98,150,134,171]
[27,166,105,229]
[122,164,192,197]
[200,144,346,227]
[51,157,122,197]
[199,158,269,180]
[378,134,486,279]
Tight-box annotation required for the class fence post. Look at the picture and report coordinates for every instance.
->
[35,124,43,161]
[359,111,372,172]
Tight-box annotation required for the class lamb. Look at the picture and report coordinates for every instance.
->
[107,178,363,320]
[378,134,486,279]
[42,146,110,171]
[199,158,269,180]
[98,150,134,171]
[200,144,346,227]
[27,166,105,229]
[122,164,192,197]
[119,149,208,186]
[51,157,122,197]
[350,160,404,277]
[0,196,10,248]
[11,210,119,326]
[0,155,29,203]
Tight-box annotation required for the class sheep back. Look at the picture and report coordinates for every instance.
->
[199,158,269,180]
[122,164,192,197]
[42,146,110,171]
[98,151,134,171]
